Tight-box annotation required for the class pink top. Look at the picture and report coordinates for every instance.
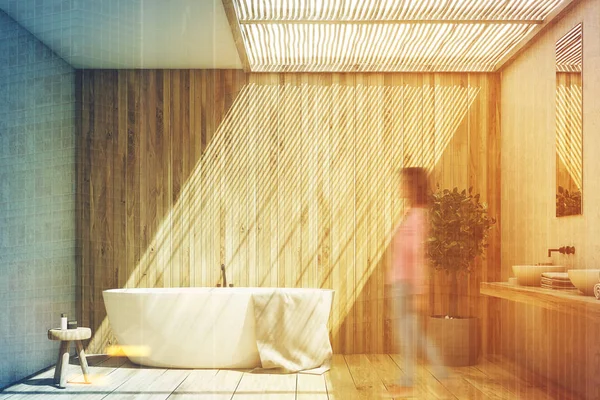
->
[388,207,428,293]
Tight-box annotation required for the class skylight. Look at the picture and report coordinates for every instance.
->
[224,0,572,72]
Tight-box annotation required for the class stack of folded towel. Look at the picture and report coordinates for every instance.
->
[540,272,576,290]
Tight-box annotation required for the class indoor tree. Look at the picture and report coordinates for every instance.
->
[427,186,496,318]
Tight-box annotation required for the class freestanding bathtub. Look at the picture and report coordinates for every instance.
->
[103,287,334,369]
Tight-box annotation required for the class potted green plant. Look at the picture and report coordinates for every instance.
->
[426,186,496,366]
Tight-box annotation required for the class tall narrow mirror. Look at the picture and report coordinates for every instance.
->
[555,23,583,217]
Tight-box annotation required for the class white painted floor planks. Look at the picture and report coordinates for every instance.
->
[0,354,585,400]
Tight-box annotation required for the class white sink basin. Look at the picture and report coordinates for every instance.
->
[512,265,566,286]
[567,269,600,296]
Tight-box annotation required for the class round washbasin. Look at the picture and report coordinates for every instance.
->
[512,265,566,286]
[567,269,600,296]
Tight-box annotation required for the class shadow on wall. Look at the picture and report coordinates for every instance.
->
[77,71,485,354]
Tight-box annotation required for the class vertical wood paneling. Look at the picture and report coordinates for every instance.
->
[75,69,84,325]
[190,70,201,287]
[251,74,272,287]
[116,72,128,292]
[353,73,367,354]
[144,70,157,289]
[245,72,257,288]
[126,70,140,290]
[77,70,500,355]
[98,71,112,345]
[329,73,356,354]
[317,74,332,343]
[197,70,211,288]
[170,70,182,289]
[372,74,386,354]
[300,74,313,289]
[162,71,172,289]
[487,73,502,356]
[155,70,167,289]
[138,70,149,290]
[106,70,119,348]
[77,69,90,331]
[381,75,394,353]
[289,74,303,289]
[452,73,470,318]
[180,70,192,288]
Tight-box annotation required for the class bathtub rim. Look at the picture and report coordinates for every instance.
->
[103,287,336,294]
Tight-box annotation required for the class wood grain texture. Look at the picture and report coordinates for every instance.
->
[3,354,585,400]
[170,369,242,400]
[76,70,500,355]
[500,0,600,398]
[481,282,600,320]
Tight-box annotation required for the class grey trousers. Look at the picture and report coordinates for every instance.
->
[392,282,446,386]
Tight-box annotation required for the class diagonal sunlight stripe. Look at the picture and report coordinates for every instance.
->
[89,76,484,353]
[556,75,583,190]
[556,23,582,72]
[330,81,480,333]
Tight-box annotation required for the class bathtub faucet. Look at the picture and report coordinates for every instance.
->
[221,264,227,288]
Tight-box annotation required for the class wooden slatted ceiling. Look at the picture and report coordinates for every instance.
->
[227,0,570,72]
[242,23,536,72]
[235,0,563,21]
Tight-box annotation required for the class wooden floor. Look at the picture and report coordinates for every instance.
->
[0,354,582,399]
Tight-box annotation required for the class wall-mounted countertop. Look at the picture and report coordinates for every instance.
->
[480,282,600,320]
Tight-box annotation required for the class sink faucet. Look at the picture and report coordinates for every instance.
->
[221,264,227,288]
[548,246,575,257]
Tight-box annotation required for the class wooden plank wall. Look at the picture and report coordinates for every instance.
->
[499,1,600,397]
[76,70,501,355]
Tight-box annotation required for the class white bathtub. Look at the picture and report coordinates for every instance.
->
[103,287,334,369]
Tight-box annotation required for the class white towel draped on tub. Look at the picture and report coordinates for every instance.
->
[251,289,333,374]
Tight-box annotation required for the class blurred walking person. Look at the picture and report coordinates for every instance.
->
[386,167,448,397]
